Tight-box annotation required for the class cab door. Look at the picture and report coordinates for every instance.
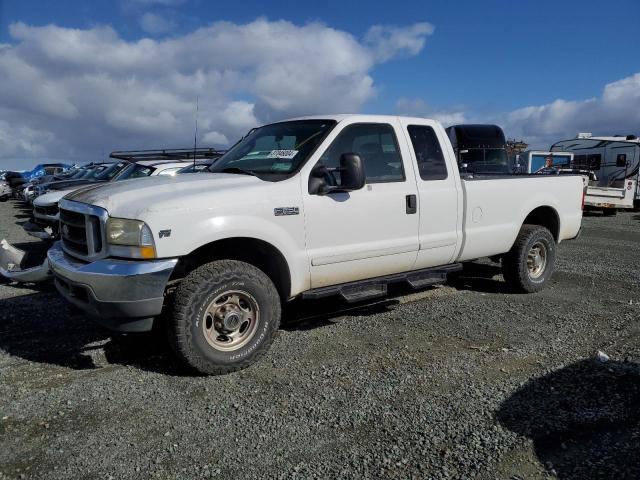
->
[301,118,420,289]
[397,118,461,268]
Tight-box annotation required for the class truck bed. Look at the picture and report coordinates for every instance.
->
[457,174,583,262]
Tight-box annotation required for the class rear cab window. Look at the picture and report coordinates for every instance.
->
[407,125,448,180]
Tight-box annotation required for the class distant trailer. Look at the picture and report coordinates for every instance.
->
[518,150,574,174]
[551,134,639,212]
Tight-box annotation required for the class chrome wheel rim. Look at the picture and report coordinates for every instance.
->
[527,241,547,279]
[202,290,260,352]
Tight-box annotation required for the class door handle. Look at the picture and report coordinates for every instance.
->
[406,194,417,214]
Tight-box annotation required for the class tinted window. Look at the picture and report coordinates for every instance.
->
[407,125,448,180]
[459,149,509,174]
[121,165,154,179]
[94,162,128,181]
[588,154,601,170]
[318,123,404,184]
[616,154,627,167]
[573,154,587,169]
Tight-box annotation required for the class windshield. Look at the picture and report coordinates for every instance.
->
[69,168,88,179]
[179,162,213,174]
[460,148,509,174]
[93,162,129,181]
[115,163,155,180]
[209,120,336,179]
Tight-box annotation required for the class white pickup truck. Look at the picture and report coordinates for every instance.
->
[48,115,584,374]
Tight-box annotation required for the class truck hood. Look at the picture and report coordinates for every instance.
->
[47,178,104,191]
[34,188,79,206]
[64,173,267,218]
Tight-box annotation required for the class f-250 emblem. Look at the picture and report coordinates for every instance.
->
[274,207,299,216]
[158,229,172,238]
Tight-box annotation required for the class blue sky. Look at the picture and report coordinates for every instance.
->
[0,0,639,169]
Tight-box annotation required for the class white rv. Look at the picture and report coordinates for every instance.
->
[551,134,639,212]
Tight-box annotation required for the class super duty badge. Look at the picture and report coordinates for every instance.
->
[274,207,299,216]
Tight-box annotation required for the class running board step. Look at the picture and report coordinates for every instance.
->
[340,283,387,302]
[302,264,462,303]
[406,272,448,289]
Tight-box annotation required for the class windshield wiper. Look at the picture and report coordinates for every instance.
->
[220,167,257,177]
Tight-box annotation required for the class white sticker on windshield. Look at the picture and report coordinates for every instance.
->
[267,149,298,159]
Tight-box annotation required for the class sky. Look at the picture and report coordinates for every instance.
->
[0,0,639,170]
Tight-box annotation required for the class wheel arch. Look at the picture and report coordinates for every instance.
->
[171,237,292,300]
[521,205,560,242]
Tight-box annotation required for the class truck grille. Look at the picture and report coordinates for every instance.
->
[35,204,59,217]
[59,203,106,261]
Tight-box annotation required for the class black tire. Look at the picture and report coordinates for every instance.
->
[602,209,617,216]
[489,255,502,264]
[502,225,556,293]
[168,260,281,375]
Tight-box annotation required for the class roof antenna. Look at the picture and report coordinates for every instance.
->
[193,96,199,169]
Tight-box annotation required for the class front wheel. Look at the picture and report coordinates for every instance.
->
[502,225,556,293]
[168,260,281,375]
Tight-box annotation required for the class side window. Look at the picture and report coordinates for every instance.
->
[318,123,404,184]
[616,154,627,167]
[127,165,154,179]
[573,154,587,169]
[407,125,448,180]
[588,154,601,170]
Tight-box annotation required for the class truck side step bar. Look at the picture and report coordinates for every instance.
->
[302,264,462,303]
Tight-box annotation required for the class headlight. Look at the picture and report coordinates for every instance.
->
[106,217,156,259]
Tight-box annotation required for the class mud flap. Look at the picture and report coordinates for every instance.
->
[0,239,52,283]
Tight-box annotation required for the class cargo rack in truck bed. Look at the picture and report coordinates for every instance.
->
[109,148,226,161]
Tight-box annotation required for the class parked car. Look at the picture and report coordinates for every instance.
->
[5,163,72,192]
[33,162,124,199]
[29,149,224,239]
[47,115,584,375]
[176,159,219,173]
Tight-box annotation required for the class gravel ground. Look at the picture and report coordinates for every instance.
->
[1,198,639,479]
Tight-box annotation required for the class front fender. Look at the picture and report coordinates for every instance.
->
[151,213,309,296]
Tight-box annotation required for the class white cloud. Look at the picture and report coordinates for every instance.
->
[398,72,640,149]
[364,23,434,62]
[498,72,640,148]
[139,12,176,35]
[202,131,228,145]
[0,19,432,169]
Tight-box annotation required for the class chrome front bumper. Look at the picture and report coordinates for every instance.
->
[48,242,178,332]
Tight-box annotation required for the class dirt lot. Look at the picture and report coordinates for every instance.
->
[1,198,639,479]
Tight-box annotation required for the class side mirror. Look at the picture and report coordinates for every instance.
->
[308,153,366,195]
[338,153,365,192]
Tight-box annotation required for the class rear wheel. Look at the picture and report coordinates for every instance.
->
[168,260,281,375]
[502,225,556,293]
